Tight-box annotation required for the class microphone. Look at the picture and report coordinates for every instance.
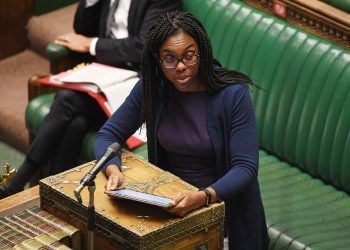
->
[74,142,121,202]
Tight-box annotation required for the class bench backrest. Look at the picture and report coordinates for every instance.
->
[34,0,78,15]
[183,0,350,193]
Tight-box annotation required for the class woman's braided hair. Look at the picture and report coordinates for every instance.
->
[141,11,252,126]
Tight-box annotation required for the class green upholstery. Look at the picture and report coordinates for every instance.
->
[46,43,70,62]
[34,0,78,15]
[26,0,350,248]
[25,93,55,135]
[259,152,350,249]
[183,0,350,190]
[25,94,148,162]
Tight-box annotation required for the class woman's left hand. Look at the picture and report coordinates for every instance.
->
[167,191,206,217]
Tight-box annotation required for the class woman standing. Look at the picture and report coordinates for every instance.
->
[95,11,269,249]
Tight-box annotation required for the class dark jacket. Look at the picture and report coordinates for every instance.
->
[74,0,182,67]
[95,79,269,250]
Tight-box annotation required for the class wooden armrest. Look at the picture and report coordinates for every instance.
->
[46,43,91,74]
[28,74,60,101]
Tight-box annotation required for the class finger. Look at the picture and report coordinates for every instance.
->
[167,207,186,217]
[60,33,71,41]
[105,176,118,191]
[117,175,124,187]
[54,40,68,47]
[173,193,185,205]
[56,37,67,42]
[167,200,187,216]
[118,182,125,189]
[169,199,176,207]
[54,39,64,44]
[105,178,113,191]
[163,200,175,213]
[166,206,179,215]
[110,177,120,190]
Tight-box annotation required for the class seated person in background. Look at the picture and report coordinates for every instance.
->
[95,11,269,250]
[55,0,181,69]
[0,0,182,199]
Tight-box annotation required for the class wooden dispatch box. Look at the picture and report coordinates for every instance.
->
[39,151,225,250]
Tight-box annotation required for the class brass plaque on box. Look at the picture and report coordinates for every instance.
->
[39,151,225,249]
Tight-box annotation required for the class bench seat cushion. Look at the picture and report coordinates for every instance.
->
[259,151,350,249]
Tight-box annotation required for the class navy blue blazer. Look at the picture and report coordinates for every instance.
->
[95,79,269,249]
[73,0,182,67]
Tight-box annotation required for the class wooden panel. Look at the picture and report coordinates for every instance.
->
[0,0,33,59]
[0,186,40,217]
[160,223,222,250]
[244,0,350,49]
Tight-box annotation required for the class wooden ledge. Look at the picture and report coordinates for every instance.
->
[244,0,350,49]
[0,185,40,217]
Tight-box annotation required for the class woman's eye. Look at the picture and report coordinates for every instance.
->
[164,57,176,63]
[184,54,194,60]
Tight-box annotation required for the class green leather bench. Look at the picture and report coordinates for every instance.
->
[26,0,350,249]
[34,0,78,15]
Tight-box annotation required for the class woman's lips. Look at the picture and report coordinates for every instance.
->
[177,75,190,82]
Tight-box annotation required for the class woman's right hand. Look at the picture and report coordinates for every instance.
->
[105,164,124,191]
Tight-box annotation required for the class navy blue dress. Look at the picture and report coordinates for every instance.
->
[157,87,216,188]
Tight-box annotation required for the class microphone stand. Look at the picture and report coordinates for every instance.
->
[87,180,96,250]
[74,142,121,250]
[74,179,96,250]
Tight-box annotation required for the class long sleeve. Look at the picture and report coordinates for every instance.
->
[94,80,144,173]
[209,84,260,201]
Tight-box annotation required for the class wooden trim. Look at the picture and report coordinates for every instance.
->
[244,0,350,49]
[290,0,350,27]
[28,74,59,101]
[0,185,40,217]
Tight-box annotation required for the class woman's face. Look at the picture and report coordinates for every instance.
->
[158,31,204,92]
